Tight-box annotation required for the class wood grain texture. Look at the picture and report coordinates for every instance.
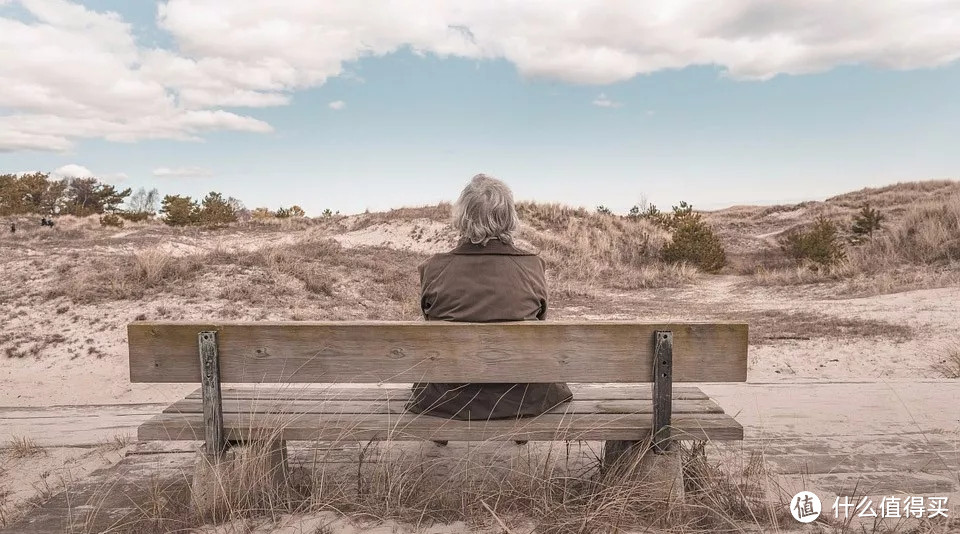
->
[128,321,748,383]
[137,412,743,442]
[186,385,711,401]
[652,331,673,452]
[198,331,226,460]
[162,397,725,415]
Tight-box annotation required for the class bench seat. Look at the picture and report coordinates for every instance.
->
[138,385,743,442]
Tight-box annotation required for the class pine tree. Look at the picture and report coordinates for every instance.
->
[851,203,884,242]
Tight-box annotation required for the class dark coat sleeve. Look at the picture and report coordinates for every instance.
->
[535,256,548,320]
[418,261,430,318]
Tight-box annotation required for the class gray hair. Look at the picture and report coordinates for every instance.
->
[453,174,519,246]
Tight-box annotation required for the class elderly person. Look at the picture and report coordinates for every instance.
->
[406,174,573,421]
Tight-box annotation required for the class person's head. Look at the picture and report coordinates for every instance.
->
[453,174,519,246]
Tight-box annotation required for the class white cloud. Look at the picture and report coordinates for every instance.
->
[50,163,128,183]
[152,166,214,179]
[328,100,346,110]
[2,1,959,151]
[0,0,272,152]
[51,164,94,179]
[592,93,622,108]
[156,1,960,85]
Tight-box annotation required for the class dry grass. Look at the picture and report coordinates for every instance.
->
[517,202,696,290]
[826,180,960,209]
[848,192,960,269]
[74,437,788,534]
[61,387,793,533]
[347,204,452,232]
[43,201,701,312]
[48,248,204,302]
[725,309,913,345]
[932,340,960,379]
[46,237,425,319]
[750,191,960,294]
[6,435,44,459]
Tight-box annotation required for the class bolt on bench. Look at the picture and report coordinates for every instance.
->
[129,321,747,471]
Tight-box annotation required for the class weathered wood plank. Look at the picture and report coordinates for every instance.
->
[163,397,726,415]
[128,321,748,383]
[652,330,673,452]
[198,331,226,460]
[186,385,710,401]
[138,412,743,442]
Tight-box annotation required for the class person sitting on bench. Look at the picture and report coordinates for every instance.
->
[406,173,573,421]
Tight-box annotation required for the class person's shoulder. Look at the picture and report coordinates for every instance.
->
[508,249,546,274]
[508,238,541,257]
[419,252,455,276]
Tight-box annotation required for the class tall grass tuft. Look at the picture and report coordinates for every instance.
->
[517,202,697,289]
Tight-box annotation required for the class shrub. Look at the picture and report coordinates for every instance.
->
[118,211,151,222]
[661,216,726,273]
[0,172,67,215]
[782,216,846,266]
[61,178,131,217]
[100,213,124,228]
[596,205,613,215]
[160,195,200,226]
[288,205,305,217]
[198,192,238,225]
[851,203,884,243]
[628,201,691,229]
[250,207,273,220]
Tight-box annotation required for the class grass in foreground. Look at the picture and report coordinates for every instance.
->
[73,438,790,534]
[6,435,44,459]
[932,340,960,379]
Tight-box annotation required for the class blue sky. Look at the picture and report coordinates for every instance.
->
[2,1,959,215]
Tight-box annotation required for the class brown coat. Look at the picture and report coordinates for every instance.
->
[405,239,573,420]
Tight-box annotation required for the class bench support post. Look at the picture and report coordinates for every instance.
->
[652,330,673,454]
[602,330,675,470]
[199,331,226,461]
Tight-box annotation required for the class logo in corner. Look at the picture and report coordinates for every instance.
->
[790,491,822,523]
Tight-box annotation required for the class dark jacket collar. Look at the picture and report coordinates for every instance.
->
[450,238,535,256]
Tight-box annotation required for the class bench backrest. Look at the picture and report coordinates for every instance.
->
[128,321,747,384]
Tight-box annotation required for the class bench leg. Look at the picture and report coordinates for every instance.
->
[190,438,290,517]
[264,438,290,489]
[602,439,684,505]
[602,439,639,471]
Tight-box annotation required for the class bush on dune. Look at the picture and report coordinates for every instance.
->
[781,216,847,267]
[661,216,727,273]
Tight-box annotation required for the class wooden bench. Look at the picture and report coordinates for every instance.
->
[129,321,747,470]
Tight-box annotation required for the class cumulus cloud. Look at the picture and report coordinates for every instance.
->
[50,163,127,183]
[51,164,94,179]
[328,100,346,110]
[592,93,622,108]
[2,0,959,151]
[153,166,214,179]
[0,0,271,152]
[156,1,960,85]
